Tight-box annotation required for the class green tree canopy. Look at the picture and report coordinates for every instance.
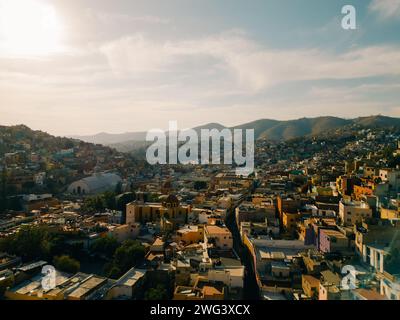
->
[113,240,145,272]
[194,180,207,190]
[0,225,50,261]
[385,248,400,275]
[81,191,117,213]
[53,255,80,274]
[145,284,168,300]
[90,236,120,259]
[104,240,145,279]
[116,192,136,212]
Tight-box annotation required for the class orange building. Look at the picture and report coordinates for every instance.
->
[353,185,373,201]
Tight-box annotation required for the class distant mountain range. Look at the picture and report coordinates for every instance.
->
[71,115,400,149]
[70,122,227,145]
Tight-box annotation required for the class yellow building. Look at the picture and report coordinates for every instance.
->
[316,186,333,197]
[282,212,300,233]
[5,271,70,300]
[302,275,319,299]
[66,275,108,300]
[175,225,204,245]
[381,208,400,220]
[126,195,191,229]
[5,271,110,301]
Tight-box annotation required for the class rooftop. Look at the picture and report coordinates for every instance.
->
[302,275,320,287]
[177,225,199,234]
[205,225,231,235]
[320,229,347,239]
[320,270,341,286]
[67,274,107,299]
[353,288,387,300]
[116,268,146,287]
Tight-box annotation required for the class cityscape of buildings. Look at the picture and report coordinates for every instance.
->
[1,1,400,314]
[1,120,400,301]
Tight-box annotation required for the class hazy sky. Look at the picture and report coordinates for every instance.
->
[1,0,400,136]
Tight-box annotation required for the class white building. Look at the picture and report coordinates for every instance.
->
[207,267,244,289]
[106,268,146,299]
[67,173,121,195]
[364,244,388,273]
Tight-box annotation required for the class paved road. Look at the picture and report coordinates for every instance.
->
[225,206,260,300]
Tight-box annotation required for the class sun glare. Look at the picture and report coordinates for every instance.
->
[0,0,64,56]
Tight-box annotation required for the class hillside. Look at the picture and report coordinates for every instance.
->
[72,115,400,152]
[353,115,400,128]
[0,125,80,156]
[254,116,350,140]
[70,131,148,145]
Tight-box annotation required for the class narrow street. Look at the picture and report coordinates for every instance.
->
[225,206,260,300]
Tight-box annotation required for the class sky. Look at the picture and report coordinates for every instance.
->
[1,0,400,136]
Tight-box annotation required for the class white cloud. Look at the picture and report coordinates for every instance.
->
[100,31,400,92]
[2,28,400,135]
[92,11,170,25]
[369,0,400,19]
[100,34,189,74]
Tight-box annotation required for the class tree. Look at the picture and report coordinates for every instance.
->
[115,182,123,195]
[104,240,145,278]
[113,240,145,273]
[0,168,7,213]
[7,196,22,211]
[22,181,35,192]
[82,195,105,213]
[388,156,400,169]
[145,284,168,300]
[116,192,135,212]
[194,180,207,190]
[81,191,117,213]
[102,191,117,210]
[0,273,13,298]
[53,255,80,274]
[385,248,400,274]
[0,225,50,261]
[47,235,68,257]
[104,263,122,279]
[90,236,120,259]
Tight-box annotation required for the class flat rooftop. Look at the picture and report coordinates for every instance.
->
[205,225,231,235]
[67,275,107,299]
[320,229,347,239]
[117,268,146,287]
